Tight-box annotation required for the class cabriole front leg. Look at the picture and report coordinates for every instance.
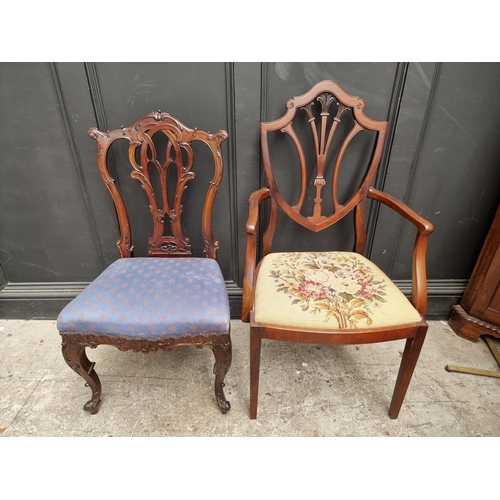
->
[211,337,232,414]
[60,334,102,414]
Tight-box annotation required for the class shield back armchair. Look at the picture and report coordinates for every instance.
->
[242,81,434,419]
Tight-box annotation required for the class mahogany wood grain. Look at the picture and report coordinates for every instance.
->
[243,80,434,419]
[242,187,271,323]
[60,111,232,414]
[89,111,227,259]
[367,187,434,317]
[260,80,387,233]
[449,203,500,342]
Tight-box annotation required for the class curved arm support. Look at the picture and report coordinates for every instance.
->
[242,188,271,323]
[367,187,434,317]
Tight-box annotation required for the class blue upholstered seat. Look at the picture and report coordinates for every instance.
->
[59,112,232,415]
[57,258,230,339]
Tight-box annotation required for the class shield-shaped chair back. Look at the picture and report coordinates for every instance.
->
[261,81,388,247]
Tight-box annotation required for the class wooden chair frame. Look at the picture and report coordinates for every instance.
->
[59,111,232,414]
[242,81,434,419]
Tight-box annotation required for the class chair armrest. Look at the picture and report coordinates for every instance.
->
[367,187,434,317]
[242,187,271,322]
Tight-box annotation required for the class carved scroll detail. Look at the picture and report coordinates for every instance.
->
[317,92,335,115]
[128,125,195,257]
[449,304,500,343]
[88,111,227,259]
[298,92,343,221]
[60,331,231,414]
[61,331,229,354]
[295,92,369,221]
[211,338,232,413]
[260,80,388,233]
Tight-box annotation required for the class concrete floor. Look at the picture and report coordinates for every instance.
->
[1,318,499,437]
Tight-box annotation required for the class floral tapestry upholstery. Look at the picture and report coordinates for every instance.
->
[254,252,421,329]
[57,258,230,338]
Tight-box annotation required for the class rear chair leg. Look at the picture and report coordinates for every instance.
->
[388,323,428,419]
[61,334,102,414]
[211,337,232,414]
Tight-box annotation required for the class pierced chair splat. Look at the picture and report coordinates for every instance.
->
[57,111,232,415]
[242,81,434,419]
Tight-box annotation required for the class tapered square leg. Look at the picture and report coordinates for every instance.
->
[388,322,428,419]
[249,329,262,419]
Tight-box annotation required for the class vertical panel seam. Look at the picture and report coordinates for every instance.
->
[0,263,8,289]
[224,62,240,285]
[387,62,442,277]
[258,62,270,260]
[50,62,106,271]
[84,62,121,189]
[260,62,270,190]
[84,63,109,132]
[365,62,409,259]
[402,62,443,205]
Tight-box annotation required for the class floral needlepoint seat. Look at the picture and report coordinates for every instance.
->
[255,252,421,330]
[242,80,434,419]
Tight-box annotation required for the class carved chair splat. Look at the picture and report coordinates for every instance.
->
[58,111,231,414]
[242,81,434,419]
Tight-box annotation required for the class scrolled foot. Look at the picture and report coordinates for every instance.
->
[61,334,102,415]
[211,337,232,414]
[84,400,101,414]
[83,389,102,415]
[216,383,231,415]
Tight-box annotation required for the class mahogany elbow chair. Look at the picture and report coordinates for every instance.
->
[57,111,231,414]
[242,81,434,419]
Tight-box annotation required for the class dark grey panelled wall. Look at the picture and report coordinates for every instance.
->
[1,62,500,319]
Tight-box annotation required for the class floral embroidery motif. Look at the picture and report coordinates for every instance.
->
[269,252,387,328]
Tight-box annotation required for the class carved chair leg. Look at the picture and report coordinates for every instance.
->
[249,329,262,419]
[388,323,428,419]
[211,337,232,414]
[61,335,102,415]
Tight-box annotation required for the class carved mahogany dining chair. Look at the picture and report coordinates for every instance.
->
[242,81,434,419]
[57,111,232,414]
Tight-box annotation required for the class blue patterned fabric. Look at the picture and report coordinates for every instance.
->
[57,258,230,338]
